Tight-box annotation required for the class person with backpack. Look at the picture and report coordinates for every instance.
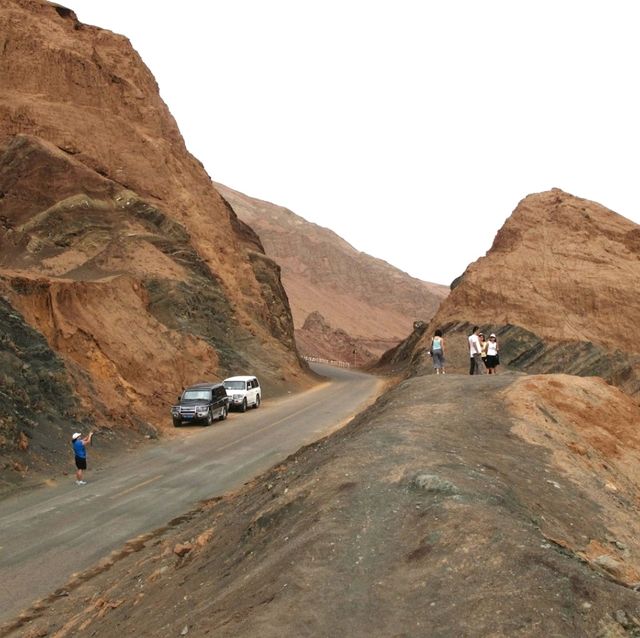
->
[430,329,445,374]
[71,431,93,485]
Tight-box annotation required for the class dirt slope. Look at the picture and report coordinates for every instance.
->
[0,292,110,491]
[215,183,448,359]
[0,0,310,480]
[398,189,640,394]
[8,372,640,638]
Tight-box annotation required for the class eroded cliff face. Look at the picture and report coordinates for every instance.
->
[215,183,448,360]
[442,189,640,350]
[405,189,640,394]
[0,0,308,469]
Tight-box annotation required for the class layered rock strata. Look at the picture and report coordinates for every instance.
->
[0,1,308,471]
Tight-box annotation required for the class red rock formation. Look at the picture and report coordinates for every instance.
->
[295,311,375,366]
[407,189,640,393]
[0,0,309,453]
[215,183,448,360]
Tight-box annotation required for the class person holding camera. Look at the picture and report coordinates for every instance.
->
[71,431,93,485]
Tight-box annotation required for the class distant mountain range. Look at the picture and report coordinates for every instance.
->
[215,183,448,363]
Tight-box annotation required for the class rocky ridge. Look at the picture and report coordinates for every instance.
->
[6,372,640,638]
[401,189,640,394]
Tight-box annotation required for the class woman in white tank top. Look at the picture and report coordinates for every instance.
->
[485,333,500,374]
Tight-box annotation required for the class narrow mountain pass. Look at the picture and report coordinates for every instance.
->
[0,364,384,625]
[6,371,640,638]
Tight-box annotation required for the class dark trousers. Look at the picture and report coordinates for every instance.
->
[469,354,483,375]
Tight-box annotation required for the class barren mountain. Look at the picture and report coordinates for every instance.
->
[0,0,309,484]
[295,311,375,366]
[398,189,640,394]
[215,183,448,360]
[7,372,640,638]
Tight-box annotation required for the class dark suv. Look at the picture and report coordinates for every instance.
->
[171,382,230,427]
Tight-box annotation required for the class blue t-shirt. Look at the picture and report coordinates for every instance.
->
[72,438,86,459]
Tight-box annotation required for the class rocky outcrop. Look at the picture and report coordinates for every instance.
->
[215,183,448,359]
[402,189,640,394]
[0,294,82,487]
[0,0,309,466]
[295,311,375,366]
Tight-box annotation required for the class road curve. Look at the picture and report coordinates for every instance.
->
[0,364,383,624]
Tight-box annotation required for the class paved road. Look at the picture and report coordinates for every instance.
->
[0,364,383,624]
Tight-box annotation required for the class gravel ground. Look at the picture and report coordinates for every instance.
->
[4,372,640,638]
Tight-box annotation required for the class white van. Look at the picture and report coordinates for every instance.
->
[223,376,261,412]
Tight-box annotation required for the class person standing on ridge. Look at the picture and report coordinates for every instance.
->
[71,431,93,485]
[485,333,500,374]
[478,333,488,368]
[468,326,483,375]
[430,329,446,374]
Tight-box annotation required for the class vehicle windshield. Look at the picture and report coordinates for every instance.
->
[182,390,211,401]
[224,381,246,390]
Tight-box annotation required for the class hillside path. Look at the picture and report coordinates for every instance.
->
[0,364,383,624]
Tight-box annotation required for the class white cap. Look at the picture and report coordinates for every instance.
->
[72,432,82,440]
[490,333,496,338]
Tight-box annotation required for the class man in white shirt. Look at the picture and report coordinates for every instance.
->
[468,326,484,375]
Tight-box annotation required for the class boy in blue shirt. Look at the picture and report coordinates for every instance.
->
[71,431,93,485]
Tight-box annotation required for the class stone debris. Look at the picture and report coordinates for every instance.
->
[196,530,213,547]
[594,555,624,578]
[18,431,29,451]
[410,473,460,495]
[173,542,193,558]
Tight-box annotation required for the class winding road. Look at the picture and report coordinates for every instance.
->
[0,364,383,624]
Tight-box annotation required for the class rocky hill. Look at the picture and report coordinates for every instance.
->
[7,372,640,637]
[215,183,448,360]
[0,0,310,484]
[400,189,640,395]
[294,310,375,366]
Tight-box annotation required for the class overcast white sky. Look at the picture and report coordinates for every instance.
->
[75,1,640,285]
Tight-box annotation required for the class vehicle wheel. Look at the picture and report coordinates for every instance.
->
[254,394,260,409]
[240,398,247,413]
[206,410,213,426]
[173,419,181,428]
[219,406,228,421]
